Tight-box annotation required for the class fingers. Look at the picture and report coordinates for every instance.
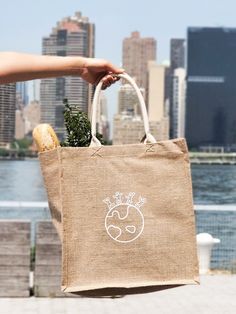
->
[105,61,125,74]
[94,59,125,89]
[101,74,120,90]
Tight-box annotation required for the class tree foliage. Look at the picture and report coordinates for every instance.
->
[12,138,32,150]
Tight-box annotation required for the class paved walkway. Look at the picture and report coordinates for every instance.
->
[0,275,235,314]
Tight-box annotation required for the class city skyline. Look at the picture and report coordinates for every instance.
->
[1,0,236,122]
[1,1,236,64]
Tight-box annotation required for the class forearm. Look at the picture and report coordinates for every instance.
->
[0,52,87,83]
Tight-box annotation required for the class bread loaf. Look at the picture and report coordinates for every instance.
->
[33,124,60,152]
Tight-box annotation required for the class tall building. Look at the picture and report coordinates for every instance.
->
[172,68,186,138]
[15,109,25,140]
[15,82,28,140]
[96,92,110,142]
[24,101,41,135]
[122,31,156,100]
[186,27,236,150]
[113,62,170,145]
[170,39,185,71]
[114,38,172,145]
[0,84,16,147]
[40,11,95,139]
[16,82,29,106]
[169,39,185,138]
[118,83,145,115]
[113,113,169,145]
[148,61,170,122]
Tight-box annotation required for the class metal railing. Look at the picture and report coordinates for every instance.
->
[195,204,236,272]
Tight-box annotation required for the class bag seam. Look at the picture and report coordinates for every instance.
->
[182,141,199,277]
[57,147,68,289]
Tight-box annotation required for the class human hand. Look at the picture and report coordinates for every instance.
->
[81,58,124,89]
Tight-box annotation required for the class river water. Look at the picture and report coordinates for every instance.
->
[0,159,235,271]
[0,159,46,201]
[1,160,236,203]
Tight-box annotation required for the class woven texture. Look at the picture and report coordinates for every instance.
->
[39,138,199,293]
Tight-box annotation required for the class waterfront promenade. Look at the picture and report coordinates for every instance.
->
[2,151,236,165]
[0,275,235,314]
[190,152,236,164]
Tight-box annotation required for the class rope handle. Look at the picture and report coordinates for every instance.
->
[89,72,156,147]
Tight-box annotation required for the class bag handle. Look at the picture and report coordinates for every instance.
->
[90,72,157,147]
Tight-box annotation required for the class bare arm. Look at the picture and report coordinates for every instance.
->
[0,52,124,89]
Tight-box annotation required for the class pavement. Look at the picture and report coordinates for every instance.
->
[0,275,235,314]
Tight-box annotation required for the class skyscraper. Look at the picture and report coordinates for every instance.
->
[16,82,29,107]
[186,27,236,150]
[40,11,95,139]
[0,84,16,147]
[122,31,156,99]
[113,32,169,145]
[170,39,185,71]
[148,61,168,122]
[147,61,169,139]
[169,39,186,138]
[172,68,186,138]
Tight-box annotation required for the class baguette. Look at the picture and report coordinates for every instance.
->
[33,124,60,152]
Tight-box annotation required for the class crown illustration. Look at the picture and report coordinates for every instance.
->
[103,192,146,210]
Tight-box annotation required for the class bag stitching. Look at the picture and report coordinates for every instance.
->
[181,141,199,277]
[91,147,103,158]
[59,147,69,289]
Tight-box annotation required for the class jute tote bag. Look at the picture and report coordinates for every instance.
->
[39,73,199,294]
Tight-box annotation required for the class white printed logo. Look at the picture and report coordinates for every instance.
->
[103,192,145,243]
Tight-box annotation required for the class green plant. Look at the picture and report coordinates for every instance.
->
[61,99,104,147]
[18,149,26,158]
[12,138,32,150]
[0,148,9,157]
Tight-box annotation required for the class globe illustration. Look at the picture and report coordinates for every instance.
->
[105,203,144,243]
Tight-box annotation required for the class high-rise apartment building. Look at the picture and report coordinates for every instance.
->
[186,27,236,149]
[0,84,16,147]
[172,68,186,138]
[40,11,95,139]
[122,31,156,100]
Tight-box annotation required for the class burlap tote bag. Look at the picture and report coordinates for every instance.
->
[39,73,199,294]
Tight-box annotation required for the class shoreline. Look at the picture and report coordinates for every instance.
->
[0,156,38,161]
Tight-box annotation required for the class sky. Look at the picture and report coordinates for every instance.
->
[1,0,236,123]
